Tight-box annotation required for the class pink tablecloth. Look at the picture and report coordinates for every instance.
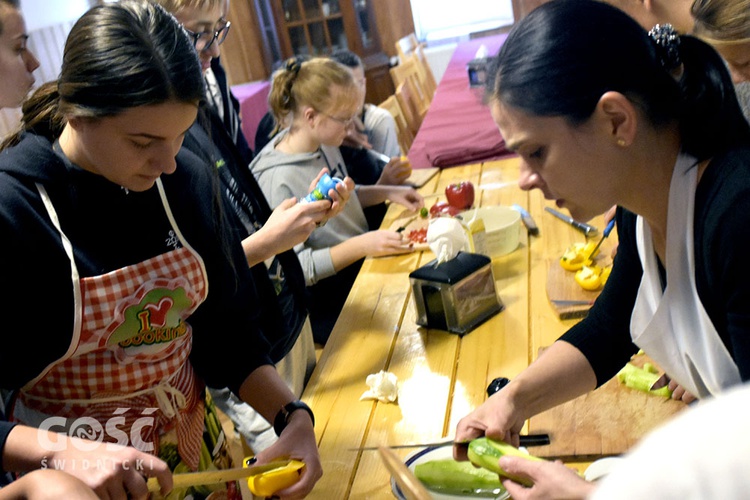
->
[231,80,271,146]
[408,35,513,169]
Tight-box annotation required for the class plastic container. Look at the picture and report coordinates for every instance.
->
[461,206,521,258]
[301,173,342,203]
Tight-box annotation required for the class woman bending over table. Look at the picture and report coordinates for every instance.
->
[456,0,750,495]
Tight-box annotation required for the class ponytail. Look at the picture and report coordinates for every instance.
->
[676,35,750,160]
[1,82,64,151]
[268,58,303,136]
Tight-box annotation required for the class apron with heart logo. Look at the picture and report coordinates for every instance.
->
[11,179,240,499]
[630,153,741,399]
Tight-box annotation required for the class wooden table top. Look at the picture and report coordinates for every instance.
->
[301,158,618,499]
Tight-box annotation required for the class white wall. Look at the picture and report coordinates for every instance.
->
[20,0,90,31]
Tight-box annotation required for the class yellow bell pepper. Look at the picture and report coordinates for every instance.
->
[574,264,613,291]
[575,265,603,290]
[559,242,599,271]
[245,459,305,497]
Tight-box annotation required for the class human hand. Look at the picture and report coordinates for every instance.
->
[255,411,322,499]
[377,157,412,185]
[454,391,526,461]
[258,197,328,254]
[356,230,414,257]
[326,175,355,221]
[49,437,172,499]
[0,469,99,500]
[498,456,596,500]
[387,186,424,211]
[668,379,697,404]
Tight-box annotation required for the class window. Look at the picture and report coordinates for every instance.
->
[410,0,513,43]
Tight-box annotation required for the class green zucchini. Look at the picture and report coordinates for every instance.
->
[467,437,545,487]
[616,362,672,398]
[414,458,505,497]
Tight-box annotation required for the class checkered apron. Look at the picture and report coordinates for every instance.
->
[12,180,218,474]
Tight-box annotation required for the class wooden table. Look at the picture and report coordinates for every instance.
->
[301,157,617,498]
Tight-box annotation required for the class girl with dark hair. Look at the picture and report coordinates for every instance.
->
[0,2,321,498]
[456,0,750,494]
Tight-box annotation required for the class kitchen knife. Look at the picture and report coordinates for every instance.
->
[544,207,599,236]
[511,204,539,236]
[351,434,551,451]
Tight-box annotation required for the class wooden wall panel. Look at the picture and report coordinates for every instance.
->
[222,0,271,85]
[370,0,415,58]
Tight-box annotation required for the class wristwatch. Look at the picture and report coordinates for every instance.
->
[273,400,315,437]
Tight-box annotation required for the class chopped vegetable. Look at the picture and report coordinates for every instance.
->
[419,206,428,218]
[559,242,599,271]
[414,459,505,497]
[616,362,672,398]
[468,437,545,487]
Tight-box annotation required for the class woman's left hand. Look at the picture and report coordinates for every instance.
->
[255,411,322,499]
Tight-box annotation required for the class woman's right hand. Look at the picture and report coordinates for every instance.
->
[356,230,415,257]
[454,389,527,461]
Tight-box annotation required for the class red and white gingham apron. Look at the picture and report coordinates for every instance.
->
[12,180,216,474]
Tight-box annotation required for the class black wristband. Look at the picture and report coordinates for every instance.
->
[273,400,315,437]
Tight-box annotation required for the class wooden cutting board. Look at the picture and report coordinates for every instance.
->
[527,351,686,460]
[546,250,614,320]
[406,167,439,188]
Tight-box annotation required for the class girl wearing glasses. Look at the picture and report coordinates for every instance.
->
[0,2,321,498]
[156,0,353,454]
[251,57,425,344]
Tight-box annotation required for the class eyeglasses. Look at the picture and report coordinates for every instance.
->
[185,21,231,52]
[319,111,356,126]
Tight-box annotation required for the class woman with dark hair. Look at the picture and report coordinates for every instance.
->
[0,2,320,498]
[0,0,39,109]
[456,0,750,495]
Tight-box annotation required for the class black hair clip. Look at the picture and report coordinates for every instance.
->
[648,23,681,71]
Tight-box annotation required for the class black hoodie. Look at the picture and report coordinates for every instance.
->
[0,133,272,397]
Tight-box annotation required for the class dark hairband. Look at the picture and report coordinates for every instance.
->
[648,23,681,71]
[285,58,302,75]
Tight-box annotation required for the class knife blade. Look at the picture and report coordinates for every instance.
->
[350,433,550,451]
[146,459,296,493]
[544,207,599,236]
[550,299,596,306]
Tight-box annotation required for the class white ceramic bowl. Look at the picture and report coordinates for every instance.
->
[461,206,521,257]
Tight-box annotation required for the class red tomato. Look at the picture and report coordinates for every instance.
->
[445,181,475,209]
[429,201,461,218]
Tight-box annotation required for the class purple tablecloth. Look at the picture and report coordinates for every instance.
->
[231,80,271,147]
[408,35,513,169]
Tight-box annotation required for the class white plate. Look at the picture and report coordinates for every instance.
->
[391,445,510,499]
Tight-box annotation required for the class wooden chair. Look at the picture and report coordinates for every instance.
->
[393,81,422,138]
[395,34,438,99]
[390,58,430,116]
[378,95,414,154]
[395,33,419,60]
